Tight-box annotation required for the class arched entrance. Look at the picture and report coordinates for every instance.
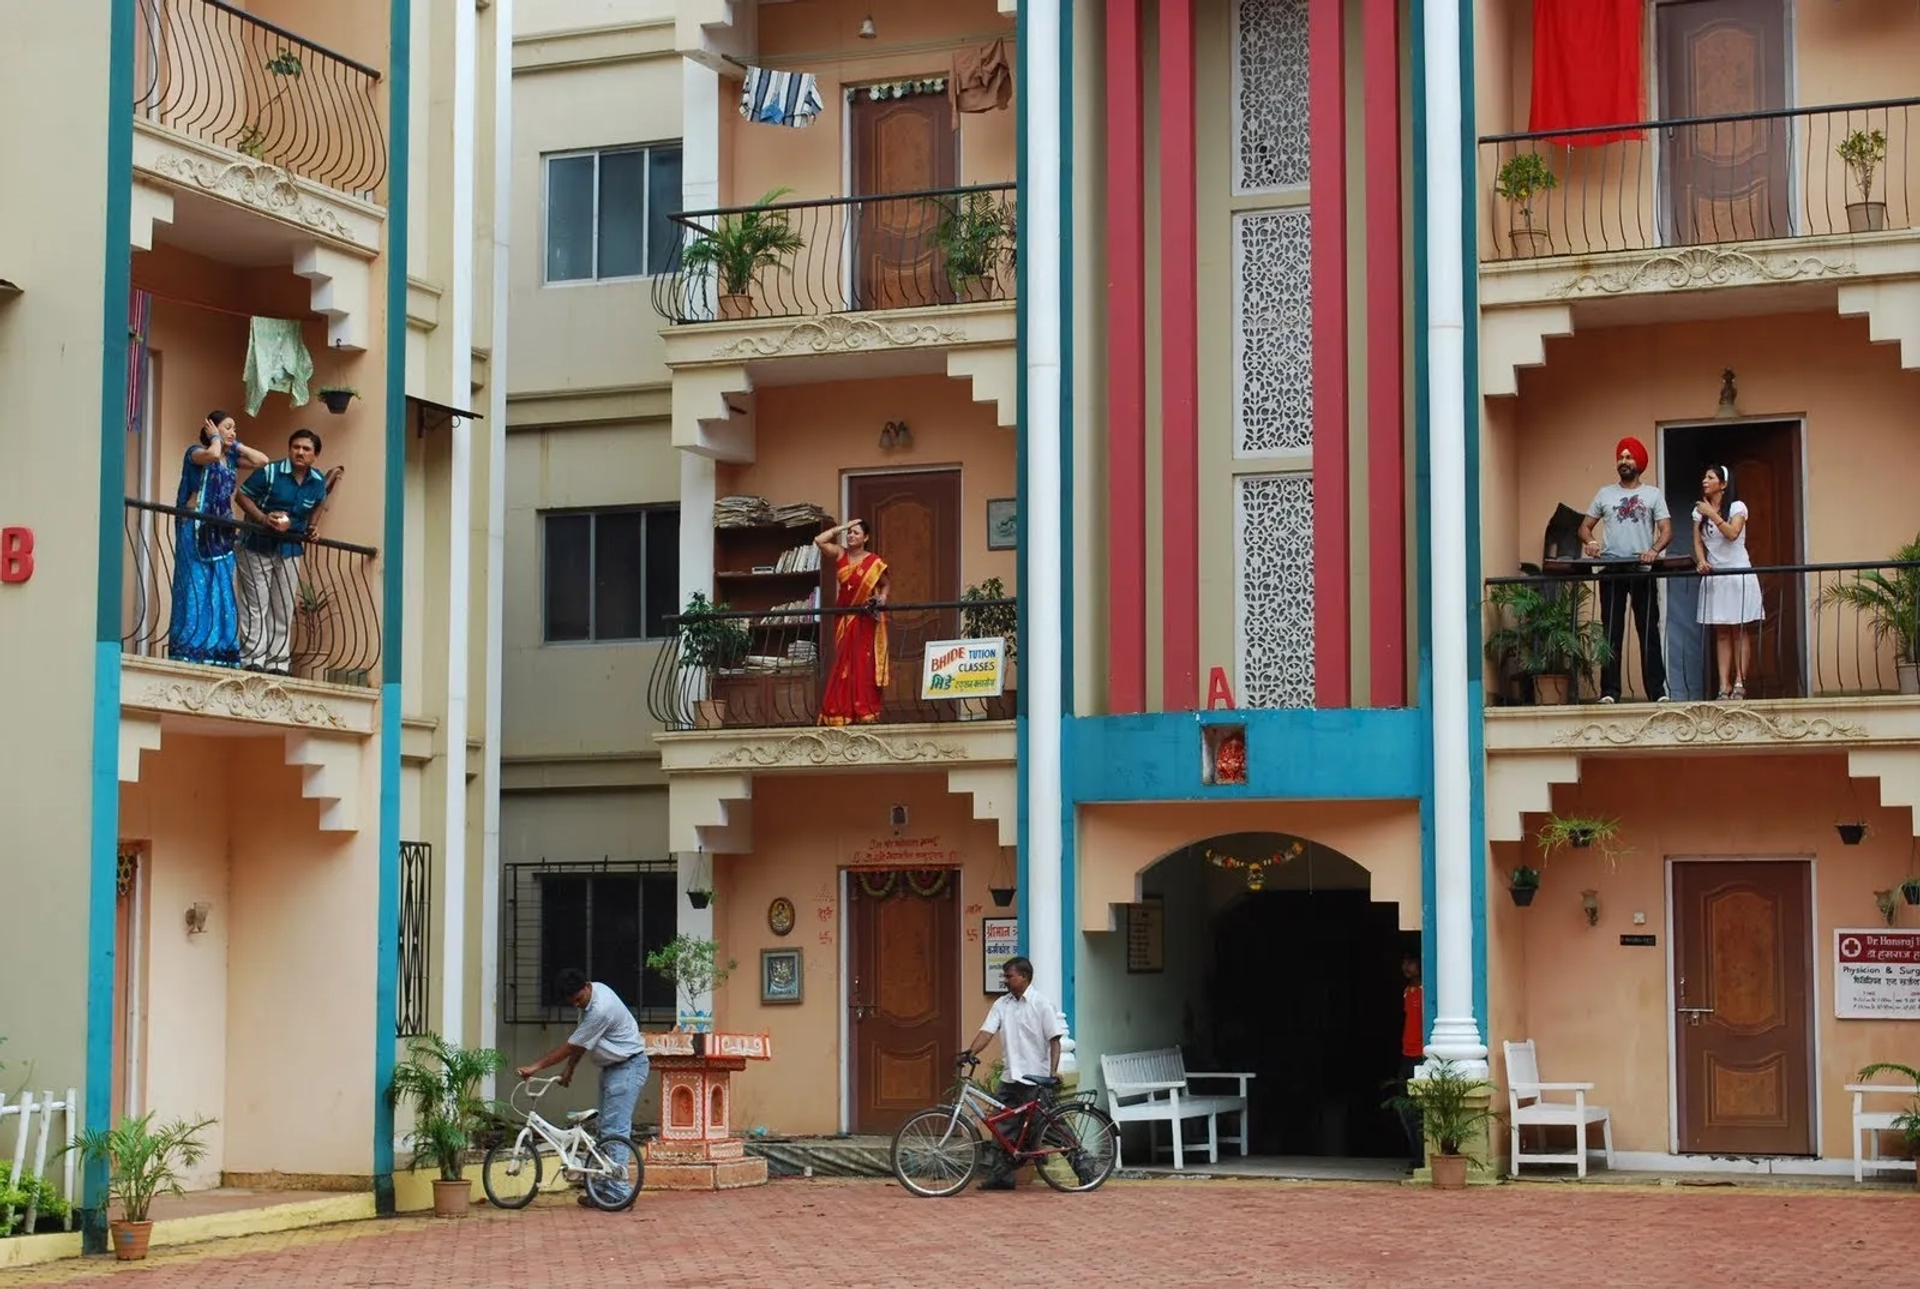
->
[1123,832,1419,1164]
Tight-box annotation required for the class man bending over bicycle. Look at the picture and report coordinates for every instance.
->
[959,955,1066,1191]
[516,969,649,1208]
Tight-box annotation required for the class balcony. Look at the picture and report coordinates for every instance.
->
[1477,98,1917,265]
[646,597,1017,731]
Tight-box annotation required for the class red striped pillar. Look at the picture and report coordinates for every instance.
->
[1159,0,1200,711]
[1364,0,1406,706]
[1310,0,1352,708]
[1106,0,1147,715]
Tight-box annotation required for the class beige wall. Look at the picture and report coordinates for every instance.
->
[1489,752,1920,1160]
[516,0,676,38]
[712,771,1006,1135]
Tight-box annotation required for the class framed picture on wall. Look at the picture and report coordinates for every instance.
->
[982,916,1019,993]
[985,498,1017,550]
[761,948,803,1004]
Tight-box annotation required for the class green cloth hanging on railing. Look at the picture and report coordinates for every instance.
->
[243,316,313,415]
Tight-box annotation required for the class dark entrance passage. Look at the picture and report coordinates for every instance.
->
[1205,889,1417,1158]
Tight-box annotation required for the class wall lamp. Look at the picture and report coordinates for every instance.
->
[185,902,211,936]
[878,420,913,450]
[1580,890,1600,928]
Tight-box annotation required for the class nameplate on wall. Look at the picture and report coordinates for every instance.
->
[1619,934,1657,947]
[1127,898,1165,974]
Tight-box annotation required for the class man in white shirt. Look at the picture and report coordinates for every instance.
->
[960,955,1066,1191]
[516,968,649,1207]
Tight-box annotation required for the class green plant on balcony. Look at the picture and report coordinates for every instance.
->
[678,592,750,728]
[956,577,1018,720]
[1484,580,1611,706]
[934,191,1011,303]
[1494,151,1559,257]
[680,188,806,320]
[1820,537,1920,694]
[1839,128,1890,231]
[232,49,305,161]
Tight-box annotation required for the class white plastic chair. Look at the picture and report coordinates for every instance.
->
[1504,1039,1613,1178]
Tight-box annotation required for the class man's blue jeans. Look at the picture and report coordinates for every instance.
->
[596,1053,649,1203]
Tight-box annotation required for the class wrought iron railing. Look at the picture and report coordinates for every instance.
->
[646,598,1019,729]
[122,499,381,684]
[1478,97,1919,262]
[1483,560,1920,705]
[397,841,431,1039]
[651,183,1017,324]
[133,0,388,198]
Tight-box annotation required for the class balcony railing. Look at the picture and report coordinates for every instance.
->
[1478,97,1919,262]
[645,598,1018,730]
[1483,560,1920,706]
[651,184,1017,325]
[133,0,387,198]
[122,499,381,685]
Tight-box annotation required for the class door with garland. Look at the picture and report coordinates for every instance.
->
[847,868,960,1134]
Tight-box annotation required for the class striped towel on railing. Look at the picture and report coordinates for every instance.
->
[740,67,825,129]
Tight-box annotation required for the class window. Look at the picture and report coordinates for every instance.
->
[543,508,679,643]
[545,144,683,283]
[502,860,678,1025]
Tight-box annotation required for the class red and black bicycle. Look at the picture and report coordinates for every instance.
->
[889,1052,1119,1197]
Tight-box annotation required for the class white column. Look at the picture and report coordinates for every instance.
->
[1421,0,1486,1073]
[1023,0,1064,998]
[682,61,720,320]
[677,854,717,1028]
[437,0,478,1047]
[477,0,515,1078]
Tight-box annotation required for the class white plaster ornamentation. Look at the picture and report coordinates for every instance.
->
[1550,248,1859,298]
[143,672,347,730]
[707,727,967,767]
[709,315,966,358]
[1553,703,1868,748]
[147,152,358,243]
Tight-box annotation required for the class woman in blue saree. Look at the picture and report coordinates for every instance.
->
[169,410,268,665]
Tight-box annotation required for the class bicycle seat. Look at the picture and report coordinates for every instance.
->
[1028,1076,1062,1088]
[566,1108,599,1124]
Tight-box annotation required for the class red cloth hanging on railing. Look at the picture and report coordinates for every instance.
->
[1528,0,1645,146]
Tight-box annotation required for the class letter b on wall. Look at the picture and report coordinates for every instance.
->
[0,528,35,583]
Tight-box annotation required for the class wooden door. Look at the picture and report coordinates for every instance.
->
[1656,0,1792,245]
[1673,861,1814,1156]
[846,471,963,699]
[850,93,957,310]
[848,871,961,1134]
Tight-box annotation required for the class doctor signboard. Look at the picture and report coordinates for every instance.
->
[1835,929,1920,1019]
[921,637,1005,699]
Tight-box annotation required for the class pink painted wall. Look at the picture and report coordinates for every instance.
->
[1487,752,1920,1159]
[717,374,1018,596]
[711,771,1007,1135]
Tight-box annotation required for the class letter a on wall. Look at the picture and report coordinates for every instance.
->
[1206,666,1236,710]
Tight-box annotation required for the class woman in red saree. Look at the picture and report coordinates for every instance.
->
[815,518,890,725]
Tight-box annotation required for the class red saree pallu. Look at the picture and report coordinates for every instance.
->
[819,552,891,725]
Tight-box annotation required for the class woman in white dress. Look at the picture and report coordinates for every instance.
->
[1692,465,1764,700]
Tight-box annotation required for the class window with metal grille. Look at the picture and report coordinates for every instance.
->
[502,859,678,1026]
[397,841,432,1038]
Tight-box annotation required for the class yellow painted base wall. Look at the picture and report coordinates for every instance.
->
[1489,752,1920,1159]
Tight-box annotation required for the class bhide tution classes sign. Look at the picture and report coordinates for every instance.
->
[920,637,1005,699]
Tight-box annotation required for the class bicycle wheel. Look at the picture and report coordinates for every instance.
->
[1033,1103,1119,1193]
[482,1135,544,1210]
[891,1107,983,1198]
[580,1133,642,1211]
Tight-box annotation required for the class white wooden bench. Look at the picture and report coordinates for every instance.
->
[1100,1048,1254,1170]
[1847,1080,1920,1182]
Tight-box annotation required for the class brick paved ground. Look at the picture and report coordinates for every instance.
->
[1,1178,1909,1288]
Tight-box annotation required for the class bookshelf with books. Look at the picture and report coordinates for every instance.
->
[709,496,835,726]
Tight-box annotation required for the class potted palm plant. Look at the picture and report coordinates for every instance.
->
[1839,128,1889,233]
[388,1033,505,1219]
[1386,1059,1497,1189]
[680,188,806,320]
[645,935,736,1055]
[678,592,751,728]
[65,1112,216,1260]
[1495,151,1558,258]
[1484,581,1612,705]
[1821,538,1920,695]
[934,190,1011,303]
[957,577,1018,720]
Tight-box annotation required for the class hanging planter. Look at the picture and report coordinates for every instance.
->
[1903,879,1920,906]
[1509,866,1541,907]
[688,889,714,910]
[318,385,357,414]
[1837,823,1868,846]
[988,845,1017,910]
[989,887,1016,909]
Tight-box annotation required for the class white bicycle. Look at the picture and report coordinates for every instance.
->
[482,1077,641,1211]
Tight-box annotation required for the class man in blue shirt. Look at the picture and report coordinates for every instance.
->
[235,428,331,675]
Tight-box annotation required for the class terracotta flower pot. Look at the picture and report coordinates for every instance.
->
[432,1177,472,1219]
[1430,1153,1469,1190]
[111,1219,154,1261]
[717,292,755,321]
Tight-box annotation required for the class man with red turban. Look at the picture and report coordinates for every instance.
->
[1577,437,1671,702]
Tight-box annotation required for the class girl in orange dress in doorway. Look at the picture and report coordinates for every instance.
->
[815,519,890,725]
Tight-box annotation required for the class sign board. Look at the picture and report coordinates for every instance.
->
[1835,929,1920,1019]
[921,638,1005,699]
[982,916,1019,994]
[1126,899,1165,973]
[849,835,959,869]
